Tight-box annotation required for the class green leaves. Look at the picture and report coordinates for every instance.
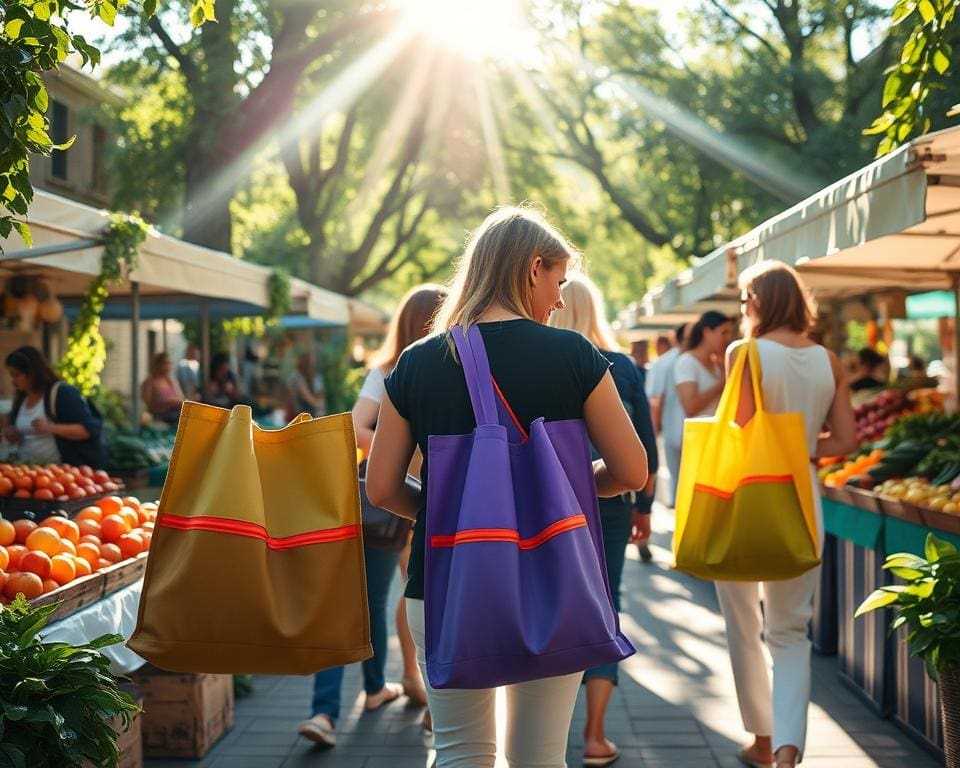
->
[867,0,958,156]
[857,534,960,681]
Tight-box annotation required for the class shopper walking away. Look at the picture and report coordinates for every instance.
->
[366,207,647,768]
[551,274,658,767]
[718,262,856,768]
[296,285,445,747]
[645,323,688,507]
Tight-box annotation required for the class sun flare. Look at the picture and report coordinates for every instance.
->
[397,0,535,62]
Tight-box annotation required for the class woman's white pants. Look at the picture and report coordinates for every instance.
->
[715,566,820,758]
[406,598,582,767]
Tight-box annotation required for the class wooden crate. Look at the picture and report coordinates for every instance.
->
[101,552,149,596]
[30,571,105,623]
[133,666,234,759]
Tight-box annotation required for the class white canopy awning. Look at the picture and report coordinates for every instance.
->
[2,190,357,326]
[641,126,960,317]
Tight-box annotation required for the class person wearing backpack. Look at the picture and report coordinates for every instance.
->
[3,346,105,468]
[366,207,647,768]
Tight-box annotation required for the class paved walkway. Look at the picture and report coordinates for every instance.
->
[146,506,942,768]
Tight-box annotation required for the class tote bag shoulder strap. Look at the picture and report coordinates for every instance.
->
[451,326,498,426]
[715,338,765,423]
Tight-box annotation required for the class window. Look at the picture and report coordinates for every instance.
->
[50,101,69,180]
[92,124,107,193]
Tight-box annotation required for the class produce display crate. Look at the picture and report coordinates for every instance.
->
[846,487,883,513]
[30,552,148,624]
[0,492,118,521]
[133,666,234,759]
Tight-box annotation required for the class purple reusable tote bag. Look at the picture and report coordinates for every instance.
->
[423,325,635,689]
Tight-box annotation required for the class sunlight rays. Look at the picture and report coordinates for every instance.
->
[474,72,512,203]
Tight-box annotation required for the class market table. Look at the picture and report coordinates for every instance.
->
[819,486,953,760]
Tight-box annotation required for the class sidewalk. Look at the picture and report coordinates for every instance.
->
[146,506,942,768]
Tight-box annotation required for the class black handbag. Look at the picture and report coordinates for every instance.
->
[358,461,417,551]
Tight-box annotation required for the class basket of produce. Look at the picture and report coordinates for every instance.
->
[0,463,124,520]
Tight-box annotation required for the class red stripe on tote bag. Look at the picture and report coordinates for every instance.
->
[159,513,361,549]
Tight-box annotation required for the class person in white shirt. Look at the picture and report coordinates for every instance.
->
[674,311,734,420]
[645,323,689,507]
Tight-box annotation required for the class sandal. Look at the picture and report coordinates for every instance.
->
[364,682,403,711]
[583,747,619,767]
[738,749,774,768]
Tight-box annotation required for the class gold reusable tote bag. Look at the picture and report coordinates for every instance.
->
[672,340,820,581]
[129,402,372,674]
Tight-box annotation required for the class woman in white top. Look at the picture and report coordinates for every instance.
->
[297,284,446,747]
[675,310,734,419]
[719,262,857,768]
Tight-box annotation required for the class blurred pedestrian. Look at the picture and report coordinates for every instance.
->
[645,323,688,507]
[674,311,733,421]
[141,352,184,426]
[176,344,201,400]
[297,285,446,747]
[551,274,658,767]
[718,262,856,768]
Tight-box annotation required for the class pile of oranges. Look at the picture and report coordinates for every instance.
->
[0,495,155,603]
[0,462,120,501]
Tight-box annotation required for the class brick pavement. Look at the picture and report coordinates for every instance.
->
[146,506,942,768]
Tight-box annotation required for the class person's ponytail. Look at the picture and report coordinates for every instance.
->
[686,311,730,351]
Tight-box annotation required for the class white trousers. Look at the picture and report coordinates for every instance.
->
[664,442,682,507]
[406,598,582,767]
[715,566,820,758]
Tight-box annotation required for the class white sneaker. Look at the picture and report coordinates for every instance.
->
[297,714,336,747]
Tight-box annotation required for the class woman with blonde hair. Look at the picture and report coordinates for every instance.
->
[720,262,856,768]
[550,274,657,767]
[366,207,647,767]
[297,284,445,747]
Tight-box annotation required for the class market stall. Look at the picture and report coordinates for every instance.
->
[635,126,960,760]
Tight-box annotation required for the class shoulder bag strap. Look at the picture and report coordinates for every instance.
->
[47,381,61,420]
[451,326,498,427]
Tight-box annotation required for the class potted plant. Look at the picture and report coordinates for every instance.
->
[857,533,960,764]
[0,595,139,767]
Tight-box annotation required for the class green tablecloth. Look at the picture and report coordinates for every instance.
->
[883,514,960,556]
[822,497,884,549]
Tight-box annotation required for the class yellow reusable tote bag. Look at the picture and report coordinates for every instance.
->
[672,340,820,581]
[128,402,372,674]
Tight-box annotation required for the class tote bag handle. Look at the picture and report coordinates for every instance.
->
[714,339,765,424]
[450,326,499,427]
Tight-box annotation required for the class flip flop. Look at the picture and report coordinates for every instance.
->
[364,682,404,711]
[738,749,774,768]
[583,747,620,767]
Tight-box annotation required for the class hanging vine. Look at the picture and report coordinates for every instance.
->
[267,268,291,323]
[57,213,149,395]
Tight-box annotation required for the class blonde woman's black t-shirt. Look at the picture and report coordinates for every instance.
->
[383,319,610,600]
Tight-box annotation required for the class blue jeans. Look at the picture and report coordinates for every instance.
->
[310,544,400,721]
[583,496,632,685]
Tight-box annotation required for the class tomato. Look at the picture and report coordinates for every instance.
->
[68,487,87,500]
[93,470,110,485]
[78,465,93,478]
[49,481,64,496]
[32,489,54,500]
[12,476,32,492]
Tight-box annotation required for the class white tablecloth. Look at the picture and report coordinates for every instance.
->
[40,579,147,674]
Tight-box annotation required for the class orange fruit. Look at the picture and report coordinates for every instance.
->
[141,521,155,532]
[100,515,128,543]
[43,517,79,544]
[12,475,31,492]
[96,558,113,571]
[32,489,54,501]
[0,477,13,496]
[13,519,37,544]
[118,507,139,532]
[99,543,122,564]
[118,533,144,559]
[77,519,101,539]
[76,542,100,565]
[0,519,15,546]
[122,496,141,512]
[140,531,152,550]
[4,571,43,600]
[59,539,76,556]
[75,506,102,523]
[25,528,61,557]
[0,547,8,571]
[49,554,76,586]
[20,551,51,580]
[96,496,124,516]
[6,545,27,571]
[74,557,92,577]
[78,534,102,547]
[42,578,59,594]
